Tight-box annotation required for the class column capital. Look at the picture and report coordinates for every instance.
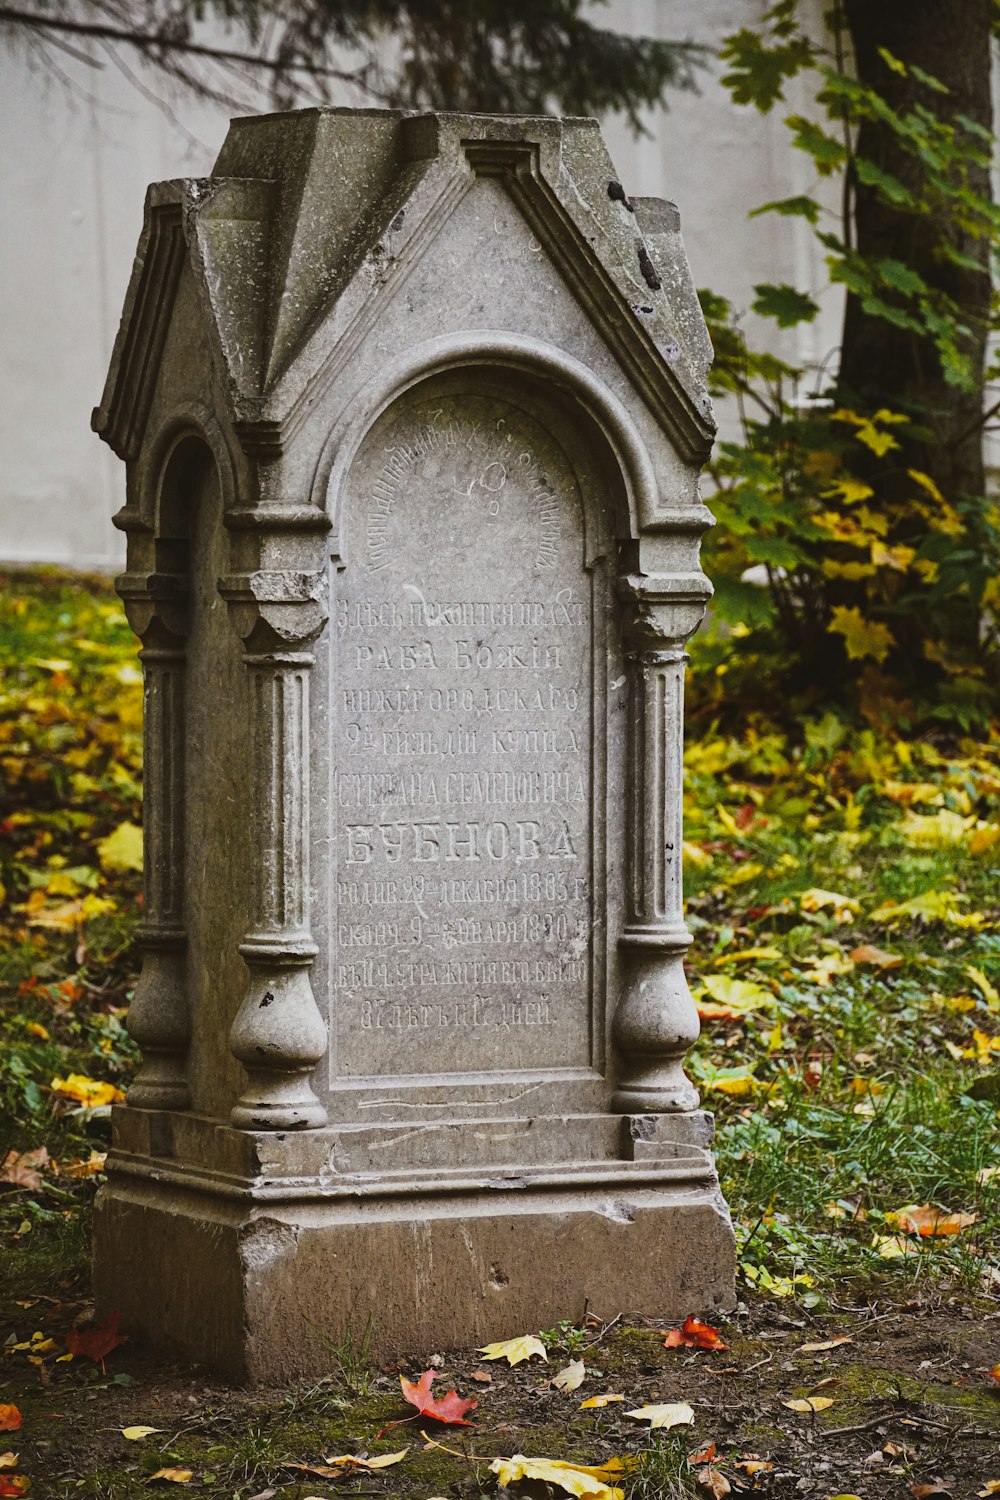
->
[116,570,190,646]
[219,568,328,654]
[617,571,711,650]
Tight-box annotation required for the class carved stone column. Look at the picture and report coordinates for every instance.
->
[612,574,708,1114]
[117,578,191,1110]
[221,567,329,1130]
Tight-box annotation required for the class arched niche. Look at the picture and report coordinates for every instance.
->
[312,360,639,1114]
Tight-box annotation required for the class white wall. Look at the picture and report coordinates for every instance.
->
[0,2,832,569]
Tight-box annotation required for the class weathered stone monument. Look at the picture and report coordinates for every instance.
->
[92,107,735,1381]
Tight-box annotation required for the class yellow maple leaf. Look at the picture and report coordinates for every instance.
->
[901,809,970,847]
[625,1402,694,1430]
[782,1396,834,1413]
[96,821,144,874]
[580,1393,624,1409]
[148,1469,193,1485]
[799,888,860,921]
[699,975,774,1012]
[478,1335,547,1365]
[966,966,1000,1009]
[491,1454,630,1499]
[50,1073,125,1107]
[828,606,894,663]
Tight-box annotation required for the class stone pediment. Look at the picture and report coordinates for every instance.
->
[93,108,715,464]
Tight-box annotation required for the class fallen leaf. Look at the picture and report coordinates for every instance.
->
[782,1397,834,1413]
[97,821,144,873]
[470,1369,492,1384]
[0,1148,49,1191]
[799,887,860,920]
[734,1459,775,1475]
[909,1485,952,1500]
[886,1205,977,1237]
[399,1372,476,1425]
[663,1315,728,1352]
[697,1467,731,1499]
[65,1310,127,1362]
[872,1233,914,1258]
[798,1337,853,1353]
[50,1074,125,1108]
[295,1448,409,1475]
[0,1478,29,1498]
[0,1459,15,1472]
[552,1359,586,1391]
[478,1335,547,1366]
[58,1153,107,1179]
[491,1454,630,1500]
[976,1483,1000,1497]
[122,1427,164,1441]
[148,1470,193,1485]
[580,1393,624,1409]
[688,1442,716,1464]
[625,1402,695,1430]
[849,945,903,968]
[990,1365,1000,1384]
[0,1414,20,1436]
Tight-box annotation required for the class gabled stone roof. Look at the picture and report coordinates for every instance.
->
[94,108,715,463]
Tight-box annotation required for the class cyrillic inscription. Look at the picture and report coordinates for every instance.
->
[332,393,593,1077]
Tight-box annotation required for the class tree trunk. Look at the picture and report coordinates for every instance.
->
[839,0,992,506]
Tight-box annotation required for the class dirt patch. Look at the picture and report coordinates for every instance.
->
[2,1280,997,1499]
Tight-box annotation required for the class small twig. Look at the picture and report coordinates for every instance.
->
[823,1411,898,1437]
[742,1352,774,1374]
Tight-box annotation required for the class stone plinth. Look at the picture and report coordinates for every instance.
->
[92,106,735,1381]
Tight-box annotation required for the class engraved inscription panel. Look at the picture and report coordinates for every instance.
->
[332,391,594,1078]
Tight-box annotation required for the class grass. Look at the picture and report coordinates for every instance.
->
[1,566,998,1338]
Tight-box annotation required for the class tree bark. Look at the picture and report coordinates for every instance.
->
[839,0,992,505]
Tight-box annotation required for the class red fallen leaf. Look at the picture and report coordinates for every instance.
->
[689,1441,717,1464]
[65,1310,127,1362]
[0,1411,21,1434]
[399,1371,477,1425]
[735,802,755,831]
[990,1364,1000,1384]
[0,1476,30,1497]
[663,1316,728,1352]
[0,1148,48,1191]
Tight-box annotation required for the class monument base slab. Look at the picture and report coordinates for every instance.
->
[94,1110,736,1383]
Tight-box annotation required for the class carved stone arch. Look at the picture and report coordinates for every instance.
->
[312,332,664,547]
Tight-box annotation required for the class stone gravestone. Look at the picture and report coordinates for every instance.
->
[92,107,736,1382]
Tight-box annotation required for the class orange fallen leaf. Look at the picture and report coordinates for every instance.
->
[0,1149,49,1191]
[886,1205,977,1237]
[400,1371,476,1426]
[688,1441,717,1464]
[909,1484,951,1500]
[0,1413,20,1436]
[697,1466,731,1498]
[470,1369,492,1384]
[663,1315,728,1352]
[976,1483,1000,1497]
[0,1477,29,1497]
[148,1469,192,1485]
[990,1364,1000,1384]
[65,1310,127,1362]
[849,945,903,969]
[580,1393,624,1409]
[734,1459,774,1475]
